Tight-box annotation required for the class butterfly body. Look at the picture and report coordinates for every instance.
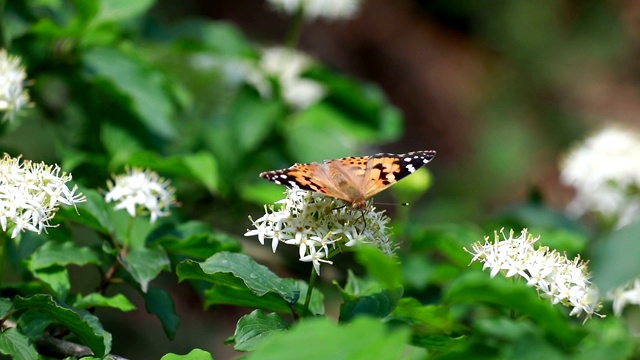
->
[260,150,436,209]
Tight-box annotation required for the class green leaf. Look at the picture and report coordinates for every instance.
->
[354,245,402,288]
[73,293,136,312]
[94,0,155,24]
[591,220,640,292]
[246,317,411,360]
[182,152,220,193]
[83,47,176,138]
[160,348,214,360]
[229,87,286,154]
[444,272,585,347]
[337,272,403,322]
[17,310,55,338]
[32,266,70,300]
[307,68,403,142]
[177,252,299,305]
[0,297,13,317]
[27,241,100,270]
[233,310,288,351]
[204,279,323,316]
[286,105,360,162]
[13,295,112,357]
[121,248,171,293]
[410,223,486,268]
[150,221,242,260]
[575,317,633,360]
[144,288,180,340]
[390,298,458,349]
[0,328,38,360]
[72,189,112,233]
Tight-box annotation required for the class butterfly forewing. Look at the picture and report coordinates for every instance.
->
[361,151,436,198]
[260,163,332,195]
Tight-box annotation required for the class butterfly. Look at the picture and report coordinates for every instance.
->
[260,150,436,209]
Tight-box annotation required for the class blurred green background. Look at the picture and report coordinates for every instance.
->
[3,0,637,358]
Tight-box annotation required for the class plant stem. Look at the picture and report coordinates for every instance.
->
[302,268,317,317]
[123,217,136,251]
[285,5,305,49]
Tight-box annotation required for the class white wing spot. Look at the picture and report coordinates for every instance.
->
[274,180,282,185]
[406,164,416,173]
[279,174,287,179]
[404,157,411,162]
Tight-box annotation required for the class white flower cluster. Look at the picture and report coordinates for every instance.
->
[245,189,393,275]
[465,229,602,320]
[560,127,640,228]
[0,49,30,122]
[226,47,325,110]
[609,278,640,316]
[266,0,362,21]
[105,168,176,223]
[0,154,86,238]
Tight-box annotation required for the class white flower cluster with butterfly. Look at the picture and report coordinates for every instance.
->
[0,49,30,122]
[266,0,362,21]
[105,168,176,223]
[560,127,640,228]
[245,189,393,275]
[465,229,602,320]
[0,154,86,238]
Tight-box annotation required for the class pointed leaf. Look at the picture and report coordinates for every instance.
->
[73,293,136,312]
[177,252,299,304]
[233,310,288,351]
[13,295,112,357]
[144,288,180,340]
[121,248,170,292]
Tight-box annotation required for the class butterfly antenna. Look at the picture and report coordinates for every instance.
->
[371,201,409,207]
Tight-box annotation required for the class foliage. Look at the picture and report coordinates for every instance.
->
[0,1,636,359]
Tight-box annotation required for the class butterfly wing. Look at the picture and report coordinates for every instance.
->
[360,150,436,198]
[259,161,353,201]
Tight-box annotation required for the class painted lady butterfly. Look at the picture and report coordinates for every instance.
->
[260,150,436,209]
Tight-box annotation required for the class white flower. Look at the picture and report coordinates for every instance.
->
[266,0,362,21]
[464,228,603,320]
[105,168,176,223]
[260,47,325,110]
[0,154,86,238]
[0,49,30,122]
[609,278,640,316]
[560,127,640,228]
[230,47,326,110]
[245,189,393,275]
